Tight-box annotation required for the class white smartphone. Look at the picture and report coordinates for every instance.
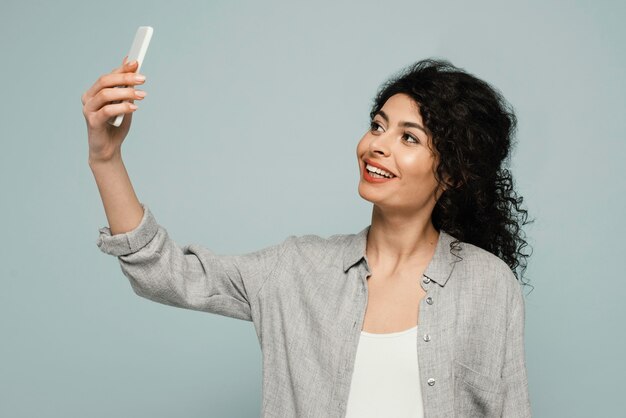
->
[108,26,153,127]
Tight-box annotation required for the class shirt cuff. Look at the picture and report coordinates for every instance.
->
[96,202,159,257]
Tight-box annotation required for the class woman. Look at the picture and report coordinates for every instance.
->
[84,57,532,417]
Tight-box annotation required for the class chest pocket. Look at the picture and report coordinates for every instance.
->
[453,360,504,418]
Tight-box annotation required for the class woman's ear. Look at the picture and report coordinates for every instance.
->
[443,174,455,190]
[444,172,465,190]
[434,178,449,202]
[436,175,462,201]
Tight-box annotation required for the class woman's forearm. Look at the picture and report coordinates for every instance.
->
[89,156,144,236]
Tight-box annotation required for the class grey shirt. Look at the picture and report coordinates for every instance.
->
[96,203,531,417]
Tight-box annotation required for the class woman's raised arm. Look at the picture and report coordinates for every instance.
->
[83,57,146,235]
[85,58,293,322]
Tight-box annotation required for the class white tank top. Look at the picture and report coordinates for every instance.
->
[344,325,424,418]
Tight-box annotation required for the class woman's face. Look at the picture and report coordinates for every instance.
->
[356,93,444,215]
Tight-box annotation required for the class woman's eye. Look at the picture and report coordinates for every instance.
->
[403,133,419,144]
[369,121,384,132]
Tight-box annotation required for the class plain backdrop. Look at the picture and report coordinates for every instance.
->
[1,0,624,417]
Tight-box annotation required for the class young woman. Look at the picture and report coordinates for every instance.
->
[84,58,532,417]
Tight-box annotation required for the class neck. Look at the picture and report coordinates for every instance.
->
[366,204,440,272]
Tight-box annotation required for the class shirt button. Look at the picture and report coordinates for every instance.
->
[423,276,431,284]
[427,378,436,386]
[426,297,433,305]
[423,334,431,342]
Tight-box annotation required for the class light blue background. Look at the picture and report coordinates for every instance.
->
[1,0,624,416]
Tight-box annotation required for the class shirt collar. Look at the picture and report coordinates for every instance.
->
[343,225,462,287]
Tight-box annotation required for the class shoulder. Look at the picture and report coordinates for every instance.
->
[445,235,526,329]
[456,239,514,278]
[278,230,356,267]
[281,230,349,249]
[450,235,522,304]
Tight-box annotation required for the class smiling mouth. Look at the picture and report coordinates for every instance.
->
[364,162,396,179]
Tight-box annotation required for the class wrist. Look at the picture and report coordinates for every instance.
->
[88,152,123,168]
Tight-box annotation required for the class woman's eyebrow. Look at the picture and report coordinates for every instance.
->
[375,110,428,135]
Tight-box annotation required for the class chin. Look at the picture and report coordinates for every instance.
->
[357,185,384,205]
[357,191,372,204]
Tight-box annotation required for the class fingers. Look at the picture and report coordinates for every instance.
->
[84,86,146,114]
[82,58,143,105]
[112,56,138,74]
[94,70,145,96]
[88,101,138,127]
[81,57,149,129]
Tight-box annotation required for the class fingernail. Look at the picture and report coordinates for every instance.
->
[134,74,146,82]
[129,104,138,110]
[127,60,137,66]
[135,90,146,98]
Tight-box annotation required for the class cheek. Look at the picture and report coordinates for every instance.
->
[399,156,438,186]
[356,136,368,156]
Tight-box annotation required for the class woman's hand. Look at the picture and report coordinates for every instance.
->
[82,56,147,164]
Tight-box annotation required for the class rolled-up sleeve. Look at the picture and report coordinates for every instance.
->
[96,203,289,322]
[500,282,532,417]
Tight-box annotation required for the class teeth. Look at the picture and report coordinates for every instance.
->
[366,163,394,178]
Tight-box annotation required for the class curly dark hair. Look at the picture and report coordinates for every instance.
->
[369,58,534,290]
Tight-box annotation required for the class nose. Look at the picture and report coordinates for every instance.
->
[369,131,392,157]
